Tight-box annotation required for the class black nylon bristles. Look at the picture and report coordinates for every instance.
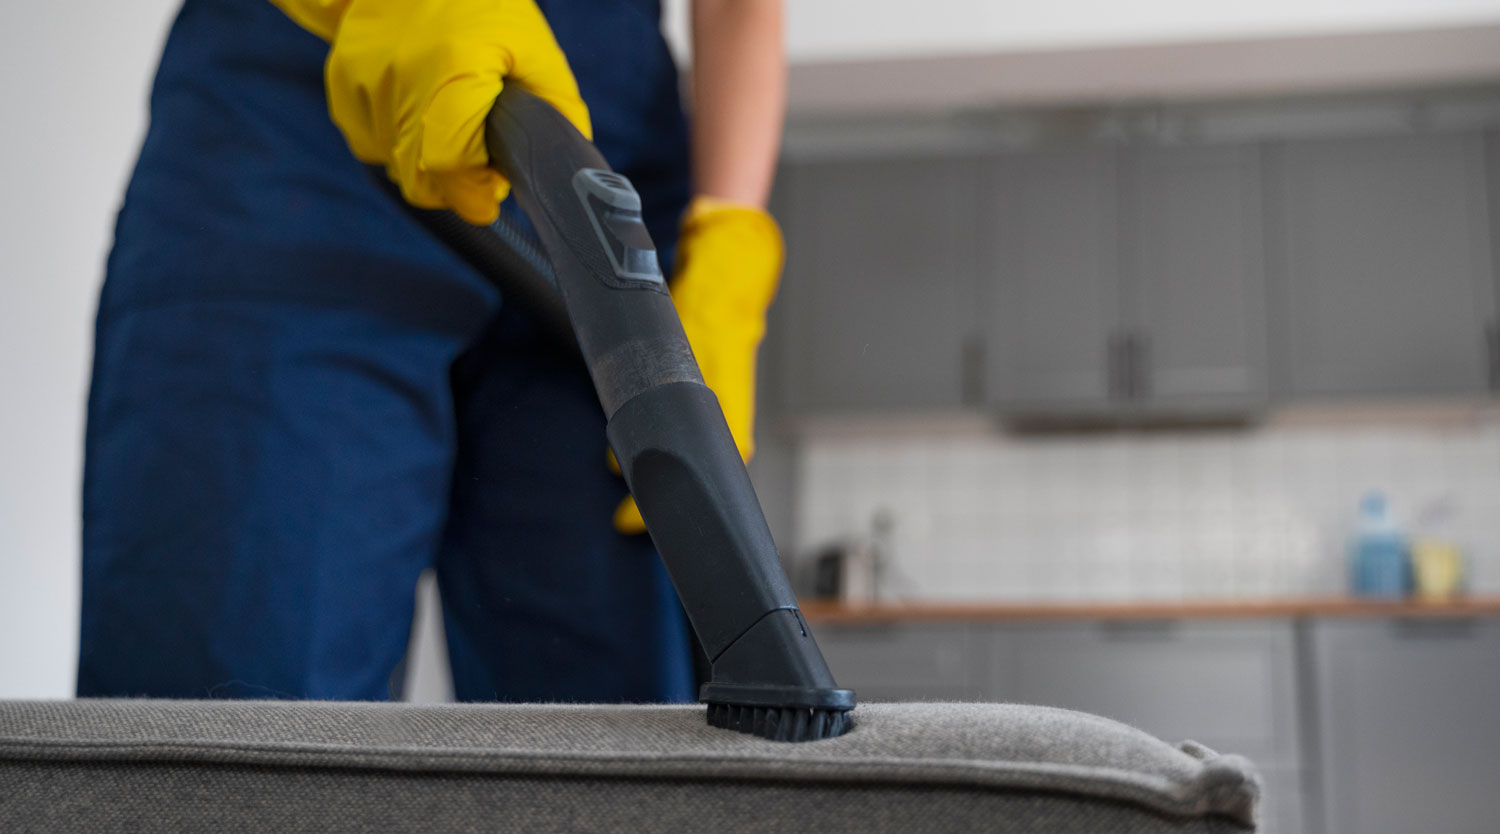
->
[705,702,853,742]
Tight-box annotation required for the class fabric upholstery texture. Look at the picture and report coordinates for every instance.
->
[0,699,1259,832]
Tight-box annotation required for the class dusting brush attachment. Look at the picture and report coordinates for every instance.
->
[701,683,855,742]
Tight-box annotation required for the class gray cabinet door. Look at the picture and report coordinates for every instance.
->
[994,620,1306,833]
[1126,145,1270,411]
[1310,618,1500,834]
[776,159,981,413]
[995,620,1302,764]
[1271,132,1497,397]
[986,148,1123,413]
[1488,129,1500,393]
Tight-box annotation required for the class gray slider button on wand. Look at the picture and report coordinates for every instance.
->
[572,168,664,287]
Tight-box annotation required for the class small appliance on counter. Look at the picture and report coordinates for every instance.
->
[797,509,911,603]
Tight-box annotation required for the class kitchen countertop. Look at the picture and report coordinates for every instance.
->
[798,595,1500,623]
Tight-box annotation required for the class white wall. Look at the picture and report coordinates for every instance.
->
[663,0,1500,63]
[0,0,179,698]
[664,1,1500,116]
[781,0,1500,60]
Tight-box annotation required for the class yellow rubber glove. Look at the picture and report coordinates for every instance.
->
[270,0,591,225]
[613,198,785,534]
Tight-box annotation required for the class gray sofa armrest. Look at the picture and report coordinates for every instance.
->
[1,700,1259,832]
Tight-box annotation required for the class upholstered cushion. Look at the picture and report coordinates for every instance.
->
[0,699,1259,832]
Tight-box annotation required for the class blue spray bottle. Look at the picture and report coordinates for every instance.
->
[1349,491,1411,598]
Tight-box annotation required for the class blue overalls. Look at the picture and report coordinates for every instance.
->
[78,0,696,702]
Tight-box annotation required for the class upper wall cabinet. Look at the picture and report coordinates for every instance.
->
[1269,132,1498,398]
[1125,144,1270,412]
[774,158,981,414]
[986,148,1123,414]
[985,143,1270,417]
[765,122,1500,421]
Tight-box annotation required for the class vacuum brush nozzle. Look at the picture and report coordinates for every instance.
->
[702,683,855,742]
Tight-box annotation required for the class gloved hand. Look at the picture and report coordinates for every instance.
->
[613,198,784,534]
[270,0,591,225]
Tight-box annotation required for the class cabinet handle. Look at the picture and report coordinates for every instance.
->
[1099,619,1181,641]
[1487,321,1499,393]
[1392,618,1478,640]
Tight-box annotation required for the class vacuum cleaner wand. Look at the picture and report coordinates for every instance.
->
[417,86,853,741]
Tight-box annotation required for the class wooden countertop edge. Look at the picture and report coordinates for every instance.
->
[797,596,1500,623]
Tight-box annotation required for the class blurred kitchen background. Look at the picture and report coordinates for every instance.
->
[760,100,1500,603]
[737,7,1500,834]
[6,3,1500,834]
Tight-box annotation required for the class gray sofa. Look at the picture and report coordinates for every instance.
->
[1,699,1259,832]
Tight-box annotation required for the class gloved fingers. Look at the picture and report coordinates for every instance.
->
[420,71,503,174]
[433,169,510,226]
[386,156,453,215]
[499,0,593,141]
[613,495,649,536]
[317,0,587,221]
[380,163,440,212]
[606,448,622,476]
[324,44,398,165]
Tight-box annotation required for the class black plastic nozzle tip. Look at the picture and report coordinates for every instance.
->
[700,683,855,742]
[705,702,853,742]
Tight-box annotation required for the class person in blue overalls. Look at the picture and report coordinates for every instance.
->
[78,0,787,703]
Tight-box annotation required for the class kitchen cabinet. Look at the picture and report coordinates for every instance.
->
[770,126,1500,419]
[997,620,1305,834]
[1125,145,1270,411]
[809,622,988,702]
[1269,132,1498,398]
[814,617,1307,832]
[774,158,982,414]
[986,147,1123,413]
[985,143,1270,417]
[803,605,1500,834]
[995,620,1301,765]
[1309,618,1500,834]
[1488,128,1500,391]
[810,617,1306,831]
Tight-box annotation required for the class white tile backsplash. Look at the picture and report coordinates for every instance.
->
[794,420,1500,601]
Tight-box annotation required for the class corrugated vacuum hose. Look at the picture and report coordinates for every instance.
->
[397,85,854,741]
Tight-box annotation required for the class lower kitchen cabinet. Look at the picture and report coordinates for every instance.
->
[809,622,987,702]
[996,621,1306,834]
[1309,618,1500,834]
[1256,766,1309,834]
[995,621,1302,767]
[812,618,1307,831]
[808,614,1500,834]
